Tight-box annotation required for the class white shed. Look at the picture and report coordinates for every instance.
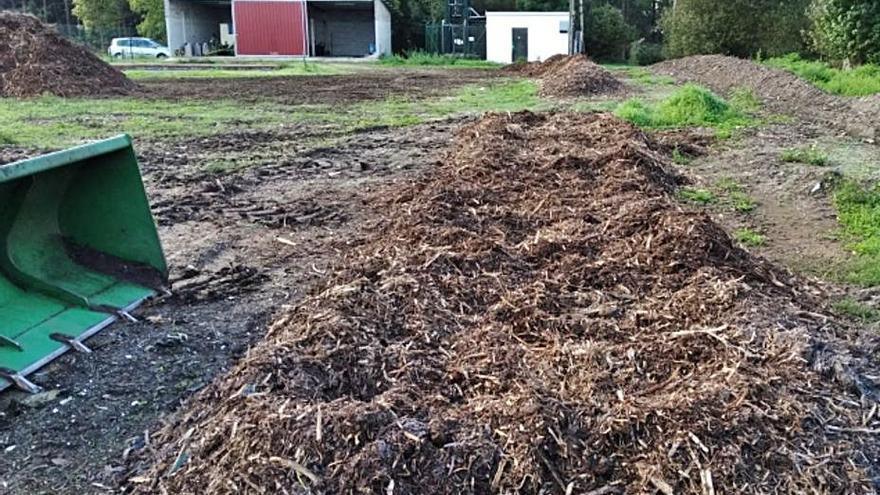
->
[485,11,569,64]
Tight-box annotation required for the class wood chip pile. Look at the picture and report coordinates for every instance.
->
[538,54,624,97]
[129,112,879,494]
[0,12,136,97]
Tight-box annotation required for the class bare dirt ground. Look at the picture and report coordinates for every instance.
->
[137,68,497,105]
[0,70,479,493]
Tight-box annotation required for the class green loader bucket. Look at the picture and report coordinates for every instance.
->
[0,135,167,393]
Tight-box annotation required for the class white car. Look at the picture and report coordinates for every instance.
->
[108,38,171,59]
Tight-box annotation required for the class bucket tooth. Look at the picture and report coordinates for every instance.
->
[50,333,92,354]
[0,367,42,394]
[0,335,23,351]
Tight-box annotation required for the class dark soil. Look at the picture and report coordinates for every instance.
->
[652,55,878,142]
[128,112,880,494]
[539,54,624,97]
[0,12,136,97]
[138,68,498,105]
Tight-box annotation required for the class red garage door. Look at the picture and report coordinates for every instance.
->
[233,0,307,56]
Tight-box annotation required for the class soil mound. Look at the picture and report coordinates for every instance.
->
[652,55,878,140]
[129,112,878,494]
[539,54,623,97]
[0,12,136,97]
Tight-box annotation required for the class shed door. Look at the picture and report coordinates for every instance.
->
[233,0,308,56]
[512,27,528,62]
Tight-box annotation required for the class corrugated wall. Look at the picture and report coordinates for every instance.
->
[233,0,308,56]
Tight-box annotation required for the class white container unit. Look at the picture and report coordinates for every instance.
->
[485,11,569,64]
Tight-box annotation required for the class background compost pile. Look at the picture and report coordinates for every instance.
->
[652,54,878,140]
[539,54,623,97]
[130,112,879,494]
[0,12,136,97]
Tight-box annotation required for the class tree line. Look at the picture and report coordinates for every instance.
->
[3,0,878,65]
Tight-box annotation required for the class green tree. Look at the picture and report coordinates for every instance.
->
[72,0,127,30]
[128,0,165,41]
[585,3,635,60]
[809,0,880,64]
[662,0,810,58]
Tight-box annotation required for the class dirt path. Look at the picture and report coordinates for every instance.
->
[0,117,463,494]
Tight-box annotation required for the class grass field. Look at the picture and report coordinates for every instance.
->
[765,53,880,96]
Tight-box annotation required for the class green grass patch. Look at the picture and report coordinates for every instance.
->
[379,51,500,68]
[124,62,350,80]
[764,53,880,97]
[678,187,716,204]
[614,84,755,136]
[781,145,829,166]
[734,227,766,247]
[0,79,540,149]
[831,180,880,286]
[608,66,675,86]
[715,178,756,212]
[832,297,880,323]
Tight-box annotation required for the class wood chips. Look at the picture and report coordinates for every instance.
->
[0,12,136,97]
[129,112,880,494]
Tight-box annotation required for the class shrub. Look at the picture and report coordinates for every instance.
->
[808,0,880,65]
[586,4,636,62]
[629,40,664,66]
[662,0,810,59]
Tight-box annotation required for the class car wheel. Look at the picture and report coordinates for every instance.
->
[156,53,167,58]
[113,53,123,59]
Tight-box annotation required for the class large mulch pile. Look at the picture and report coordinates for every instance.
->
[128,112,879,494]
[0,12,136,97]
[652,55,878,140]
[539,54,624,97]
[503,54,624,98]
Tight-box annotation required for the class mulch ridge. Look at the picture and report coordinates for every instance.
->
[129,111,880,494]
[0,12,136,97]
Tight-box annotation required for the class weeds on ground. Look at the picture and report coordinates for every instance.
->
[715,178,757,212]
[781,145,829,166]
[614,84,756,137]
[831,180,880,286]
[678,187,716,204]
[379,51,500,68]
[671,148,692,165]
[764,53,880,97]
[832,298,880,323]
[734,227,766,247]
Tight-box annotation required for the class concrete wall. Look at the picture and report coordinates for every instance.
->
[373,0,391,56]
[308,3,374,56]
[485,12,569,64]
[165,0,231,53]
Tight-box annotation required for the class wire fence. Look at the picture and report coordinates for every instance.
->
[54,23,140,53]
[425,21,486,59]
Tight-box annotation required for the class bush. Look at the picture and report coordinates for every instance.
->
[629,40,664,66]
[585,4,636,62]
[662,0,810,58]
[809,0,880,65]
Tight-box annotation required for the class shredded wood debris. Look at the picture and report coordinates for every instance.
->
[129,112,880,494]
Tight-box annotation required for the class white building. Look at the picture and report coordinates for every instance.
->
[485,11,569,64]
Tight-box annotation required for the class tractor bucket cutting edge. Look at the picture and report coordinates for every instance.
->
[0,135,168,393]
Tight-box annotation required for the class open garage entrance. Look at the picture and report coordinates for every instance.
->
[307,0,375,57]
